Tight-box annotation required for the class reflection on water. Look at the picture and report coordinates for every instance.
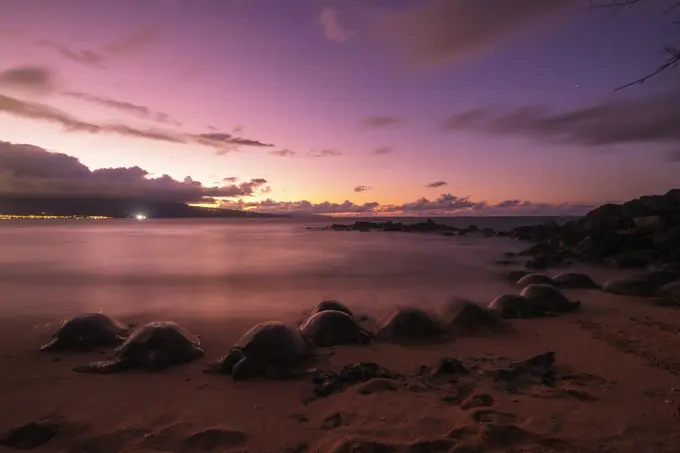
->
[0,217,602,319]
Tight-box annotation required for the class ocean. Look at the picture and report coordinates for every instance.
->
[0,216,589,320]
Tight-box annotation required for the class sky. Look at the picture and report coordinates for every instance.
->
[0,0,679,216]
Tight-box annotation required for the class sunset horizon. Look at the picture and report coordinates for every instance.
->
[1,0,678,216]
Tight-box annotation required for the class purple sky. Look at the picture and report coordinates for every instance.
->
[0,0,678,216]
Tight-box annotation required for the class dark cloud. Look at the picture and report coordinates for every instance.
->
[318,6,356,43]
[0,141,269,202]
[220,199,379,215]
[376,0,574,67]
[0,65,54,94]
[380,193,593,216]
[361,116,401,128]
[63,91,181,126]
[308,149,343,158]
[223,177,239,183]
[0,93,274,152]
[664,149,680,162]
[442,89,680,146]
[219,191,593,216]
[192,133,274,155]
[270,149,296,157]
[426,181,447,188]
[354,185,373,193]
[372,146,394,155]
[0,93,101,132]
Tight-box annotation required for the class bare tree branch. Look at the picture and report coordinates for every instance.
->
[590,0,680,89]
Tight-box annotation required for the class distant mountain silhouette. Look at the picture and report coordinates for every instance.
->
[0,195,279,218]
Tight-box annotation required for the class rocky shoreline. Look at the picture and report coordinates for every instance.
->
[319,189,680,304]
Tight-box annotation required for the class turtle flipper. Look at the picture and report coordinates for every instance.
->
[39,338,61,352]
[73,358,134,374]
[232,357,258,381]
[204,348,243,374]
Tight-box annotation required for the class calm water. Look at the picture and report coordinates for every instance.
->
[0,217,579,319]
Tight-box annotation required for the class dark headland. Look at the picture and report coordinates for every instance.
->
[0,195,279,219]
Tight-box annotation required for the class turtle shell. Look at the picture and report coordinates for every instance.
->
[520,284,580,313]
[310,300,353,317]
[55,312,127,337]
[300,310,369,346]
[437,297,503,332]
[517,274,555,288]
[376,307,446,340]
[552,272,599,289]
[487,294,532,318]
[116,321,199,357]
[234,321,310,362]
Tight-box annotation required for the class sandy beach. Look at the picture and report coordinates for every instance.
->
[3,275,680,452]
[0,219,679,453]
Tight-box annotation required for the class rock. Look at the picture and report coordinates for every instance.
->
[434,358,468,375]
[606,250,657,268]
[312,363,402,398]
[634,215,668,232]
[660,280,680,305]
[481,227,496,237]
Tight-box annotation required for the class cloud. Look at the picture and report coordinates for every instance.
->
[318,6,355,43]
[0,93,274,152]
[223,177,239,183]
[361,116,401,129]
[376,0,574,67]
[442,89,680,146]
[102,26,159,56]
[308,149,343,158]
[220,198,380,215]
[663,150,680,162]
[63,91,181,126]
[372,146,394,155]
[380,193,593,216]
[35,40,106,67]
[35,26,158,67]
[219,191,593,216]
[354,185,373,192]
[0,65,55,94]
[426,181,447,188]
[192,133,274,154]
[0,141,269,202]
[270,149,297,157]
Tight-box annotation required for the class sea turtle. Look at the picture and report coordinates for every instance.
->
[520,284,581,313]
[73,321,204,373]
[40,312,130,351]
[206,321,313,380]
[437,297,504,333]
[487,295,535,319]
[603,271,680,298]
[500,270,530,284]
[516,274,555,288]
[375,307,447,341]
[660,280,680,305]
[310,300,354,318]
[300,310,372,346]
[551,272,600,289]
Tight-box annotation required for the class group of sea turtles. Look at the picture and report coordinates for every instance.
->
[40,281,588,380]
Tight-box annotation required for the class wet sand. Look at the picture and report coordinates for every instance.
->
[3,287,680,453]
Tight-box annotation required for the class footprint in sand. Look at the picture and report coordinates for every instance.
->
[176,428,248,453]
[469,409,517,425]
[322,411,355,430]
[67,428,148,453]
[0,420,61,450]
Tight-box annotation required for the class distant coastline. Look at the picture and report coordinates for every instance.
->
[0,195,279,219]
